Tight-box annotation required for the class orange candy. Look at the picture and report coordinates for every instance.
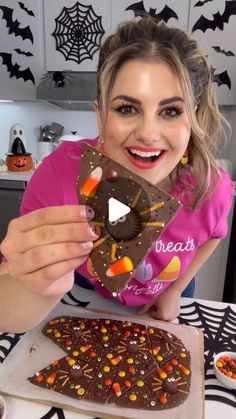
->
[46,373,56,385]
[112,382,122,396]
[80,167,102,198]
[106,256,133,277]
[160,395,168,404]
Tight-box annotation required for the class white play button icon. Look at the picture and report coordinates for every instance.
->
[108,197,131,223]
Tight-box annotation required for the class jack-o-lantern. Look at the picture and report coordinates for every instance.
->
[6,154,33,172]
[6,136,33,172]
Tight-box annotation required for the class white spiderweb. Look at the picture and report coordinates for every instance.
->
[52,2,105,64]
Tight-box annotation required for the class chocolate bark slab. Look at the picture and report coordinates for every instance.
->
[29,317,192,411]
[77,143,180,294]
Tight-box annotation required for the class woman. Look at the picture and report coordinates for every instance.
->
[0,17,233,332]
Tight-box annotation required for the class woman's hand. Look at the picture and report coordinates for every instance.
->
[0,205,98,297]
[137,286,181,321]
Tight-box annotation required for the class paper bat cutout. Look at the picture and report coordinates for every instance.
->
[194,0,213,6]
[0,6,34,43]
[192,0,236,32]
[212,45,235,56]
[212,68,231,89]
[18,2,35,17]
[14,48,33,57]
[0,52,35,84]
[126,1,178,23]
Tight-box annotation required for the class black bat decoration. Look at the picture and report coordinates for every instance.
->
[194,0,213,7]
[18,2,35,17]
[192,0,236,32]
[212,68,231,89]
[212,45,235,56]
[14,48,33,57]
[126,1,178,23]
[0,6,34,43]
[0,52,35,84]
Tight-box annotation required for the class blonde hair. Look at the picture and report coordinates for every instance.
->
[97,17,230,208]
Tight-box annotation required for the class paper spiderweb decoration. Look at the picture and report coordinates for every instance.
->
[52,2,105,64]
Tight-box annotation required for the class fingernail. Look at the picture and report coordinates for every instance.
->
[81,241,93,250]
[89,225,99,238]
[85,206,95,220]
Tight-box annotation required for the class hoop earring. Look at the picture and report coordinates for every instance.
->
[180,149,188,165]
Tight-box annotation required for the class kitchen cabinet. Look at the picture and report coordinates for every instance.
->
[43,0,112,72]
[188,0,236,105]
[0,0,45,100]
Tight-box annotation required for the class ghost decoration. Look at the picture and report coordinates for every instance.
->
[8,123,26,153]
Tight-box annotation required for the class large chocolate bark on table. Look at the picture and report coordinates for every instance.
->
[29,316,191,411]
[77,143,180,294]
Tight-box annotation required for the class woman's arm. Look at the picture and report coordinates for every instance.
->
[138,238,220,320]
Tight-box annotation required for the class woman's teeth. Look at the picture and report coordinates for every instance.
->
[127,148,161,162]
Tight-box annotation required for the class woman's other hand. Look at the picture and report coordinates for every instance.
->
[137,286,181,321]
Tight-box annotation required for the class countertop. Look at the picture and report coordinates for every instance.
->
[0,284,236,419]
[0,170,34,181]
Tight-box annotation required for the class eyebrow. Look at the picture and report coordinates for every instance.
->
[111,95,184,106]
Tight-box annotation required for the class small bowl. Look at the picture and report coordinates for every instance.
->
[0,394,7,419]
[213,351,236,389]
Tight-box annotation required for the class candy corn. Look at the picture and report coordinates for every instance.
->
[80,167,102,198]
[106,256,133,277]
[178,364,190,375]
[112,382,122,397]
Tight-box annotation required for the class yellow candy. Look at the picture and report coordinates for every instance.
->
[157,355,163,361]
[67,358,75,366]
[105,320,110,324]
[59,317,65,322]
[103,336,109,342]
[180,352,187,358]
[129,394,137,401]
[72,351,79,357]
[54,332,61,338]
[80,323,85,330]
[107,353,113,359]
[77,388,85,396]
[137,380,144,387]
[103,366,110,373]
[118,371,126,377]
[46,328,53,334]
[139,336,146,342]
[127,358,134,364]
[101,327,107,333]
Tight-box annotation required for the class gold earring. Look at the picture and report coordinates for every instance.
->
[180,149,188,165]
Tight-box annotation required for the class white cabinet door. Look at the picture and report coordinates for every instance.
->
[0,0,45,100]
[44,0,112,71]
[111,0,191,32]
[189,0,236,105]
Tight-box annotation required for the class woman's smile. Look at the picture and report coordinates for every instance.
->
[96,59,192,188]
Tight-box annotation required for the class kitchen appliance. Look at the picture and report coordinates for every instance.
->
[36,71,97,110]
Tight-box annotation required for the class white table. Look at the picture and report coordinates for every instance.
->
[1,284,236,419]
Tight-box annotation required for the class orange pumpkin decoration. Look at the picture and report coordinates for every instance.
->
[6,154,33,172]
[6,136,33,172]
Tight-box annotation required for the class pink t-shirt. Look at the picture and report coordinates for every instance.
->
[21,139,233,306]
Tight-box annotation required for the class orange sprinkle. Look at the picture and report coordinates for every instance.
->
[160,395,168,405]
[36,374,44,382]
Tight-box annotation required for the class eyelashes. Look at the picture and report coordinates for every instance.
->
[114,102,184,118]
